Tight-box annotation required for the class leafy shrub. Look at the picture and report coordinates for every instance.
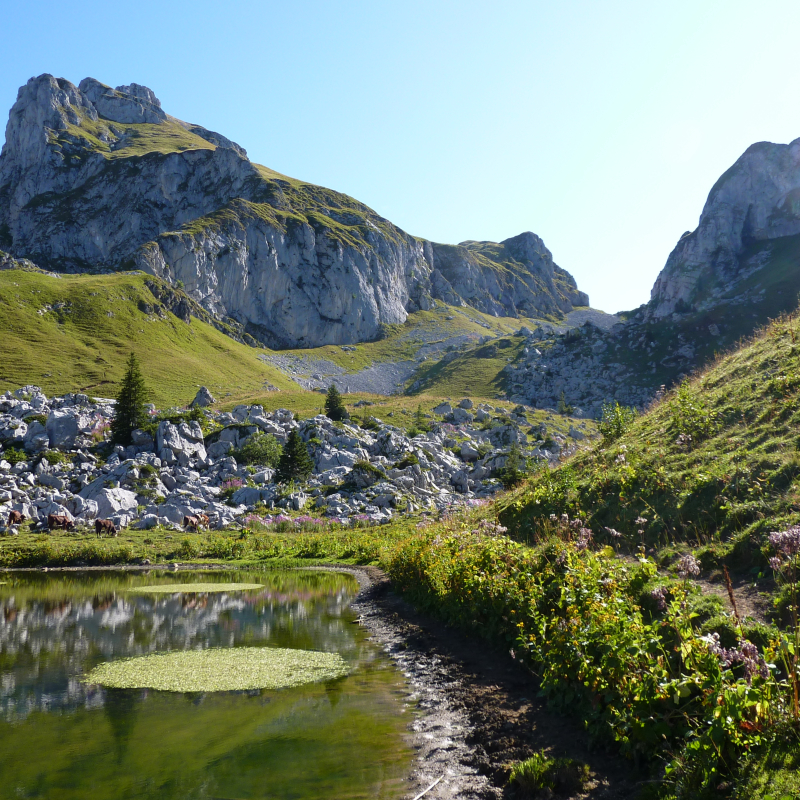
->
[178,537,200,559]
[24,414,48,426]
[352,460,386,477]
[359,415,381,431]
[598,401,637,442]
[234,431,282,467]
[3,447,27,465]
[386,531,780,794]
[670,381,719,443]
[396,452,419,470]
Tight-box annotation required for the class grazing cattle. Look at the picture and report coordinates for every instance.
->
[95,519,118,537]
[183,515,199,531]
[7,510,24,526]
[47,514,74,531]
[196,513,210,529]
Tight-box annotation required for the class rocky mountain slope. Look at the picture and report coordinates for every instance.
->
[649,137,800,319]
[0,386,591,535]
[0,74,588,348]
[480,136,800,416]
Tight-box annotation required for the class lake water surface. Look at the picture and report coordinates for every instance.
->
[0,569,414,799]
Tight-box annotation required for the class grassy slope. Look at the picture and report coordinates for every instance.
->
[500,310,800,576]
[0,269,584,418]
[276,304,530,375]
[409,335,525,398]
[0,270,294,407]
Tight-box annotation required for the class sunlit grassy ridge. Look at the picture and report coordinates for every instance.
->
[0,268,561,409]
[499,310,800,574]
[409,335,524,397]
[0,270,293,406]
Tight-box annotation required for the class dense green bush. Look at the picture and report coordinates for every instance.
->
[395,452,419,470]
[669,381,719,444]
[2,447,27,465]
[234,431,282,467]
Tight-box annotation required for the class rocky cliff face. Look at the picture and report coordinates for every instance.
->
[649,138,800,318]
[0,74,589,347]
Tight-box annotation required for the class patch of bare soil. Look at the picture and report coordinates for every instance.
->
[338,566,647,800]
[694,571,773,624]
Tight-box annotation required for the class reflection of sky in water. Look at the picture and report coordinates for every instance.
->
[0,572,370,721]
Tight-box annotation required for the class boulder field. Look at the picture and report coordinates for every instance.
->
[0,387,590,534]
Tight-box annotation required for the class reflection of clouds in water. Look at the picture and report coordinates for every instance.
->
[99,602,134,630]
[0,578,363,720]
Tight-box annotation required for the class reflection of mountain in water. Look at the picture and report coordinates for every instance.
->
[0,571,375,720]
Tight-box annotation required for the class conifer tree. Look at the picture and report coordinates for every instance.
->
[275,429,314,483]
[324,384,349,421]
[110,353,149,446]
[499,441,527,489]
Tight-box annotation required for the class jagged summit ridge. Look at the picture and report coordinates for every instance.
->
[649,137,800,318]
[0,73,589,347]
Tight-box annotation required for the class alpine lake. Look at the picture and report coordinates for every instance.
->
[0,569,415,799]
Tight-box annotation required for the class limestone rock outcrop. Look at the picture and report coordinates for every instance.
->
[649,138,800,318]
[0,74,590,347]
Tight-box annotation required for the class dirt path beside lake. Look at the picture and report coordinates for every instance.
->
[338,565,645,800]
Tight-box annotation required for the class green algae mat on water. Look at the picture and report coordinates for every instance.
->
[126,582,264,594]
[86,646,349,692]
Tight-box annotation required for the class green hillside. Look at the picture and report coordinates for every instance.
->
[500,309,800,577]
[0,270,294,406]
[0,268,542,408]
[408,334,524,397]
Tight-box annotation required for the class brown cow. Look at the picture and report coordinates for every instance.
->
[47,514,74,531]
[196,513,210,529]
[7,510,24,526]
[95,519,118,537]
[183,515,199,531]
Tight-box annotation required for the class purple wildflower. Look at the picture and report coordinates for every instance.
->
[575,528,593,552]
[677,554,701,578]
[649,586,668,611]
[770,526,800,558]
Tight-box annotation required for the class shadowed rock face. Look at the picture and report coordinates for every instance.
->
[0,73,590,347]
[649,138,800,319]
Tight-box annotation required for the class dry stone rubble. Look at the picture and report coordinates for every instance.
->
[0,387,590,535]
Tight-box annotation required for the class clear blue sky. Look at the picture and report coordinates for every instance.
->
[2,1,800,313]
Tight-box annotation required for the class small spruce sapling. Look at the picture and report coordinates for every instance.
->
[275,429,314,483]
[110,352,149,446]
[324,384,349,421]
[499,441,527,488]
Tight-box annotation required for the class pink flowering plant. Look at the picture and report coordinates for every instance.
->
[768,523,800,719]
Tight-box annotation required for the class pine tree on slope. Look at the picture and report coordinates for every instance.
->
[275,429,314,484]
[111,352,149,446]
[324,384,349,421]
